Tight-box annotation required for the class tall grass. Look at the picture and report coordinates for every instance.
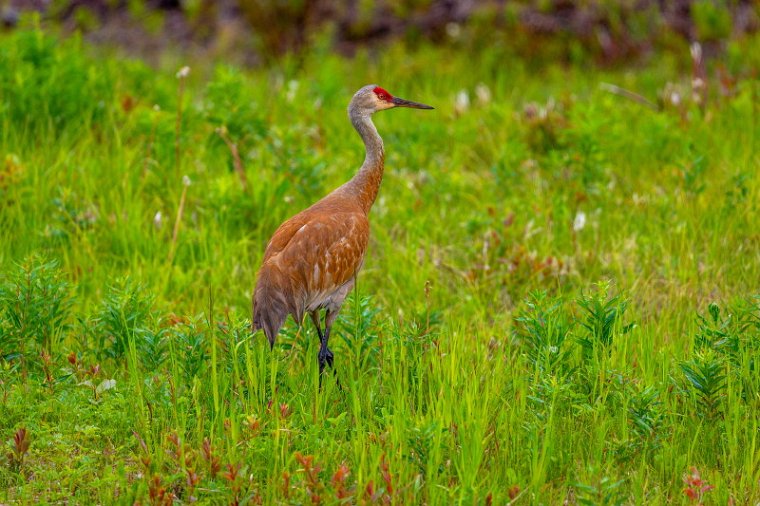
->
[1,20,759,504]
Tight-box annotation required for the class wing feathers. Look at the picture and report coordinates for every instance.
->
[252,210,369,344]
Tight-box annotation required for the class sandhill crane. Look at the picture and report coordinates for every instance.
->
[252,84,433,379]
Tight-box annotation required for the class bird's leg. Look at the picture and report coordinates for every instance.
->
[322,310,343,391]
[310,310,328,376]
[322,309,340,370]
[309,311,324,342]
[310,310,329,386]
[304,307,342,391]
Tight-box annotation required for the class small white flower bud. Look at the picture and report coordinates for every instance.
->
[573,211,587,232]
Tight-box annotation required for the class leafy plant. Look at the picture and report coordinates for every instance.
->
[337,293,382,369]
[0,256,72,364]
[168,318,208,383]
[680,154,708,196]
[627,386,664,442]
[92,278,161,367]
[692,299,759,402]
[0,24,113,135]
[514,291,574,375]
[576,281,634,358]
[680,350,726,419]
[616,384,666,461]
[5,427,31,472]
[572,472,627,506]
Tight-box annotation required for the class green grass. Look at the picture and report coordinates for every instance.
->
[1,21,759,505]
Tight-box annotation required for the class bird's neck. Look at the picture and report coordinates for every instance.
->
[345,109,384,214]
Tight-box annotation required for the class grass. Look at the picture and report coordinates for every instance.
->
[1,18,759,504]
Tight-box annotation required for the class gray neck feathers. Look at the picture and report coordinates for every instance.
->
[342,102,385,213]
[349,105,384,168]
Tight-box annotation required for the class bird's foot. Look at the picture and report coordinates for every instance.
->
[318,347,334,372]
[318,348,341,391]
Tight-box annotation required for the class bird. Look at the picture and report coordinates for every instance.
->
[252,84,433,379]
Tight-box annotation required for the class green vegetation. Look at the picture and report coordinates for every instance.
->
[1,18,759,505]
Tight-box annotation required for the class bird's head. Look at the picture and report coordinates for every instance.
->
[350,84,434,116]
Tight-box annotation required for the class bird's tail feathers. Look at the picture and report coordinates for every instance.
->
[252,271,288,349]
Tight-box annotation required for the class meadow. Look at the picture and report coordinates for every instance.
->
[1,19,759,504]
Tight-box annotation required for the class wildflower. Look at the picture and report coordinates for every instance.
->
[690,42,702,66]
[475,83,492,105]
[245,415,261,434]
[573,211,587,231]
[286,80,299,103]
[454,90,470,114]
[445,22,461,38]
[176,66,190,79]
[182,175,191,187]
[153,211,163,229]
[331,463,350,487]
[682,467,714,503]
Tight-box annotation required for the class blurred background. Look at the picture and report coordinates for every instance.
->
[2,0,758,67]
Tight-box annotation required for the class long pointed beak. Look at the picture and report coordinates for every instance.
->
[392,96,434,109]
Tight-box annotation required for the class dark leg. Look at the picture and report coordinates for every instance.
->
[310,311,327,381]
[324,309,342,389]
[310,311,329,375]
[309,310,335,391]
[309,308,342,390]
[311,309,340,390]
[321,309,339,369]
[309,311,323,342]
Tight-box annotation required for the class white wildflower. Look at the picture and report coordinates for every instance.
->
[573,211,587,231]
[182,175,191,187]
[176,66,190,79]
[690,42,702,63]
[153,211,163,229]
[475,83,491,105]
[445,22,461,39]
[454,90,470,114]
[286,80,299,103]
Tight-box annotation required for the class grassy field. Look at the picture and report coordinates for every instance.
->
[1,20,759,504]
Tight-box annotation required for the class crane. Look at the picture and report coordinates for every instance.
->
[252,84,433,380]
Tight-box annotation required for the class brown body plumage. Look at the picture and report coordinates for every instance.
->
[252,84,433,375]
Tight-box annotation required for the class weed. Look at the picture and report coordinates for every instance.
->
[200,437,221,478]
[513,291,574,375]
[572,472,627,506]
[680,350,726,419]
[331,462,352,500]
[682,466,715,504]
[0,256,72,370]
[576,281,634,358]
[5,427,30,472]
[92,278,157,363]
